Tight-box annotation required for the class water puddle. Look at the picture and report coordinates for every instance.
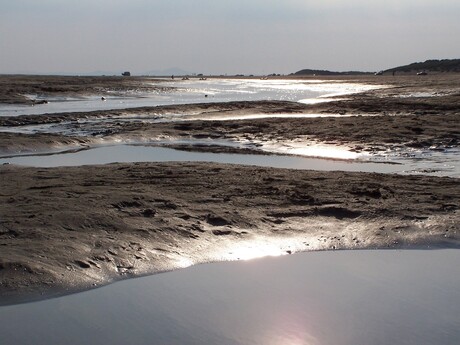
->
[0,144,401,174]
[1,249,459,345]
[2,142,458,177]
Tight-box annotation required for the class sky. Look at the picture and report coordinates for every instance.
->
[1,0,459,75]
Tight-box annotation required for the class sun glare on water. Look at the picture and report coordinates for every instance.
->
[287,145,361,160]
[261,140,364,160]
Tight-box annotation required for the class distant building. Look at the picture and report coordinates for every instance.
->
[122,71,131,76]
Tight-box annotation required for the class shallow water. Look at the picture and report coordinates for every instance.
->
[2,144,459,178]
[0,144,407,174]
[0,79,380,117]
[1,249,459,345]
[373,147,460,178]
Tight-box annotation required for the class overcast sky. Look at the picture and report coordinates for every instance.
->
[1,0,459,75]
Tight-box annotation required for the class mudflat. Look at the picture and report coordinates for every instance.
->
[0,75,172,105]
[0,74,459,304]
[0,74,459,155]
[1,162,459,304]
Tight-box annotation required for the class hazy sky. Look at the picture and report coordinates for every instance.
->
[1,0,459,75]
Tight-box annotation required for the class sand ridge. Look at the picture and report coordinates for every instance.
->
[0,162,459,304]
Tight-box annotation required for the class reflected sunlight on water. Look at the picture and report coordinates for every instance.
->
[259,140,365,160]
[285,145,361,160]
[0,78,383,117]
[3,250,459,345]
[265,322,320,345]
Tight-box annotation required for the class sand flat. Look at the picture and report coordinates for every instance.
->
[1,162,459,303]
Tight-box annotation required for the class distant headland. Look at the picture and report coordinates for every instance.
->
[384,59,460,74]
[293,69,372,76]
[294,59,460,76]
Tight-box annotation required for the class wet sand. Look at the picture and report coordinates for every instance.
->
[0,75,172,105]
[0,74,459,304]
[1,162,459,304]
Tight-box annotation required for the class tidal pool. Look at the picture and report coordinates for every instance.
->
[0,144,405,174]
[1,249,459,345]
[2,144,459,177]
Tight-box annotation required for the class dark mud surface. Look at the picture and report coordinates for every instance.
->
[1,162,459,304]
[0,75,172,105]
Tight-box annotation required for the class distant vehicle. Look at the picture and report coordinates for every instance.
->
[121,71,131,77]
[374,71,384,75]
[417,71,427,76]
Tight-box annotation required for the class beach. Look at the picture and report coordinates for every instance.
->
[0,74,459,304]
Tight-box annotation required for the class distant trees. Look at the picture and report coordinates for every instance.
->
[385,59,460,74]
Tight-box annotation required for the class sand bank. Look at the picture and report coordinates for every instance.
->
[1,162,459,304]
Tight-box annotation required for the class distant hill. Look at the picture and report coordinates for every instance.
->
[293,69,371,76]
[385,59,460,73]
